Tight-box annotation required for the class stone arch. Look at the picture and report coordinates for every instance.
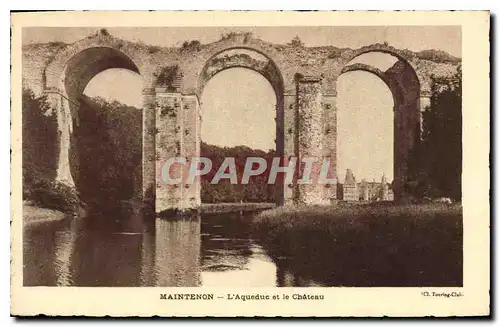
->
[197,47,286,205]
[197,47,285,98]
[45,32,144,93]
[344,43,417,66]
[340,63,406,109]
[337,50,422,201]
[43,35,144,201]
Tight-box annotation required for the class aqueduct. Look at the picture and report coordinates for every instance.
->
[22,30,461,213]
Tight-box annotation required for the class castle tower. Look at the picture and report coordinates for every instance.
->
[342,169,358,201]
[380,174,389,201]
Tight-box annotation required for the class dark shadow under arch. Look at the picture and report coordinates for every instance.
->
[60,46,143,209]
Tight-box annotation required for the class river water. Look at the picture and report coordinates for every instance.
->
[23,210,322,287]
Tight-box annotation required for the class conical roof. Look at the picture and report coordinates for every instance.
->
[344,169,356,185]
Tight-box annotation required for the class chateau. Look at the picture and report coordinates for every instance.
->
[338,169,394,202]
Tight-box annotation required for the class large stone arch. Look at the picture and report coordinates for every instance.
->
[197,47,285,96]
[196,47,286,205]
[336,49,422,200]
[45,36,143,90]
[42,32,145,201]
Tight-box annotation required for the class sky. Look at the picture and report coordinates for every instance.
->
[25,26,461,182]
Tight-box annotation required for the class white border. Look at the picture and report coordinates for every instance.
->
[7,8,492,320]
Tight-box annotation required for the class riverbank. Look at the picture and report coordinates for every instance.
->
[200,202,275,214]
[253,203,463,286]
[22,203,67,226]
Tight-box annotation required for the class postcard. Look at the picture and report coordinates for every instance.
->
[11,11,490,317]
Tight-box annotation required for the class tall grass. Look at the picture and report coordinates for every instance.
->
[253,203,462,286]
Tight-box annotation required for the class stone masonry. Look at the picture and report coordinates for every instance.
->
[22,30,461,213]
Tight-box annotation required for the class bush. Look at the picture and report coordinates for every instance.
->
[27,178,80,214]
[181,40,201,51]
[147,45,161,54]
[99,28,110,36]
[153,65,180,88]
[220,32,238,40]
[288,36,304,47]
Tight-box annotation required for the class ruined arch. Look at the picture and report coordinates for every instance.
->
[337,50,421,200]
[197,47,286,205]
[45,32,144,92]
[44,36,144,200]
[197,47,285,97]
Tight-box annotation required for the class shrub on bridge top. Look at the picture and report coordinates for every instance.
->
[99,28,110,36]
[154,64,180,88]
[181,40,202,52]
[288,36,304,47]
[147,45,161,54]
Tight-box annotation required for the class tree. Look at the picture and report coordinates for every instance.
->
[76,96,142,206]
[22,89,58,189]
[200,142,277,203]
[407,67,462,200]
[425,67,462,200]
[22,88,80,213]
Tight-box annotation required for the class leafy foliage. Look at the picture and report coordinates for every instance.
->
[22,89,58,193]
[28,179,80,214]
[99,28,110,36]
[219,31,252,42]
[220,32,238,40]
[154,64,179,88]
[288,36,304,47]
[22,89,81,213]
[147,45,161,54]
[76,96,142,206]
[181,40,201,51]
[200,142,277,203]
[407,67,462,200]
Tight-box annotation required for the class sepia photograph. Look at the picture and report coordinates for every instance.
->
[10,11,489,317]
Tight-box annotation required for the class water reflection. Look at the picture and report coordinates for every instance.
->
[200,213,276,287]
[23,209,281,287]
[152,217,201,286]
[274,259,326,287]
